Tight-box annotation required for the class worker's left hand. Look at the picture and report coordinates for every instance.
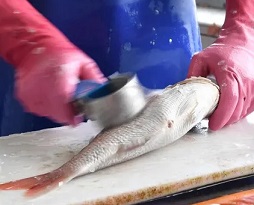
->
[187,24,254,131]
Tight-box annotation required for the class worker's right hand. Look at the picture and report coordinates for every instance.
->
[0,0,106,126]
[15,46,105,126]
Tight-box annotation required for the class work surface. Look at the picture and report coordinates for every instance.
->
[0,114,254,205]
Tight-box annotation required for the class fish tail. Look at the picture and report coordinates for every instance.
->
[0,168,74,198]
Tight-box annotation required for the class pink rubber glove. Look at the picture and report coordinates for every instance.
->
[0,0,105,125]
[188,0,254,131]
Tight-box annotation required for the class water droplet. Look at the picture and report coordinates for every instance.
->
[24,165,32,169]
[137,23,142,29]
[154,9,160,15]
[58,182,64,186]
[169,38,173,43]
[89,167,96,173]
[123,42,132,51]
[152,27,156,31]
[34,176,41,180]
[3,154,7,157]
[221,83,227,87]
[150,40,156,45]
[27,27,36,33]
[8,171,18,175]
[231,10,237,14]
[9,153,16,157]
[27,41,37,45]
[13,10,20,14]
[32,47,45,54]
[217,60,225,66]
[221,65,227,71]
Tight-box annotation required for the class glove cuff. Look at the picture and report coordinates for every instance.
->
[0,0,75,69]
[223,0,254,28]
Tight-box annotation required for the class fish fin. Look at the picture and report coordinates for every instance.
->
[0,176,41,190]
[0,169,73,198]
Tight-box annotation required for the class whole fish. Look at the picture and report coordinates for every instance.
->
[0,77,220,198]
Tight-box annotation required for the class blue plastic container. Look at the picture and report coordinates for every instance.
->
[0,0,202,136]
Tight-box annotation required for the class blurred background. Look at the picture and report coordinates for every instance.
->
[196,0,226,48]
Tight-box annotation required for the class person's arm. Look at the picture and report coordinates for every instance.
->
[223,0,254,27]
[0,0,105,125]
[215,0,254,48]
[0,0,74,68]
[188,0,254,131]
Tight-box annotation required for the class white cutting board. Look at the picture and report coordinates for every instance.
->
[1,114,254,205]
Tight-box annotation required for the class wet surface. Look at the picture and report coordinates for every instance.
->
[1,116,254,204]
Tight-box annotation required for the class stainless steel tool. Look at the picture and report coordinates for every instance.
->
[72,73,147,129]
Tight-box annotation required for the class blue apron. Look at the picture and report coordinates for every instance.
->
[0,0,202,136]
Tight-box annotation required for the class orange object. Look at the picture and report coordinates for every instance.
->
[193,189,254,205]
[207,23,221,37]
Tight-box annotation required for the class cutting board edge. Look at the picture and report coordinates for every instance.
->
[78,165,254,205]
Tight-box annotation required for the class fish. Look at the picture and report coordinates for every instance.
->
[0,77,220,198]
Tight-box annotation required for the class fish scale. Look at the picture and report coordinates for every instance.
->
[0,77,220,198]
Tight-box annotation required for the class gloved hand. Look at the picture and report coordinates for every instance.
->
[0,0,105,125]
[16,47,105,126]
[188,0,254,131]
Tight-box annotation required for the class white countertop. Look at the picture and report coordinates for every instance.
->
[0,113,254,205]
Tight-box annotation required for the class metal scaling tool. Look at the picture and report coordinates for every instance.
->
[72,73,147,129]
